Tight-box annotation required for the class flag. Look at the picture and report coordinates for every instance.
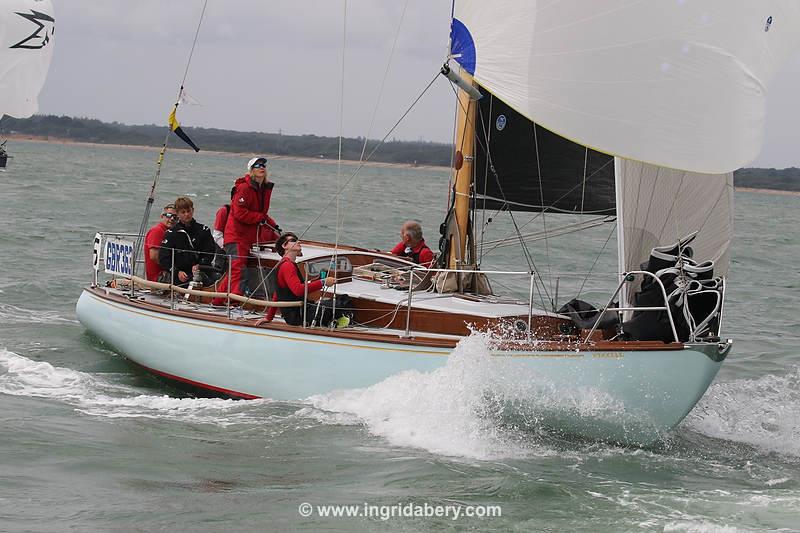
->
[168,107,200,152]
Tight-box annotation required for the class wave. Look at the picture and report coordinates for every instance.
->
[0,302,79,325]
[305,333,630,460]
[0,348,282,426]
[683,368,800,457]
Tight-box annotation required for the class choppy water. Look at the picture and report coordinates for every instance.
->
[1,140,799,531]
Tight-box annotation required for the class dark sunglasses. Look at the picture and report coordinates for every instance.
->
[162,213,178,219]
[284,238,297,244]
[251,162,267,169]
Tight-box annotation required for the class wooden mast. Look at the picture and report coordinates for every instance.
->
[449,69,477,270]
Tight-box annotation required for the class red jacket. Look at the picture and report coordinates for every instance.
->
[144,222,168,281]
[224,175,279,246]
[264,258,323,322]
[390,239,434,267]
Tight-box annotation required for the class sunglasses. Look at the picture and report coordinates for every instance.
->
[251,162,267,169]
[162,213,178,219]
[284,238,298,244]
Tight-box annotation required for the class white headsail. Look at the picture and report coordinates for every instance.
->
[616,160,733,277]
[0,0,56,119]
[452,1,800,174]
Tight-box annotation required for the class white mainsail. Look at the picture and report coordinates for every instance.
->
[452,1,800,174]
[0,0,56,119]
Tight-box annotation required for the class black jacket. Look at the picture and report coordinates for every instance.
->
[158,219,217,284]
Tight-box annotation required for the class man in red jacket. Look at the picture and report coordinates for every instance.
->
[390,220,434,267]
[212,157,280,304]
[143,203,177,281]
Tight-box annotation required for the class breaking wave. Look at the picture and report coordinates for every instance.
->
[0,348,278,426]
[683,368,800,457]
[304,333,638,460]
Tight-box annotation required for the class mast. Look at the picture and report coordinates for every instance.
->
[448,68,477,270]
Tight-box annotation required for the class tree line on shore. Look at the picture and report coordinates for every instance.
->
[1,114,798,191]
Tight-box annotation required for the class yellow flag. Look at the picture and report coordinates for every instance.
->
[168,107,200,152]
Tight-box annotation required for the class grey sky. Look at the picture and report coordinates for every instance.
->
[37,1,800,168]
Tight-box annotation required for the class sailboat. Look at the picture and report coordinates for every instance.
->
[0,140,9,169]
[77,2,800,445]
[0,0,56,168]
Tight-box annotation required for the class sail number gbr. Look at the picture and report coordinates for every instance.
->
[104,237,134,278]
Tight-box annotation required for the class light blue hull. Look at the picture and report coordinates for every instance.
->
[77,289,728,444]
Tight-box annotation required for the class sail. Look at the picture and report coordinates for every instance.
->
[474,87,615,214]
[0,0,56,119]
[451,1,800,174]
[617,158,733,277]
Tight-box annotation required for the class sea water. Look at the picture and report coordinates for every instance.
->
[1,140,798,531]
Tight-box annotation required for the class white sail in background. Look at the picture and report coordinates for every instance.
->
[452,1,800,174]
[616,158,733,276]
[0,0,56,119]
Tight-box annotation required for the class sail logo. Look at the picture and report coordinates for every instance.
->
[496,115,507,131]
[104,238,134,278]
[9,10,55,50]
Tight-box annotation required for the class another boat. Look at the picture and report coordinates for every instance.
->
[77,2,800,445]
[0,140,9,169]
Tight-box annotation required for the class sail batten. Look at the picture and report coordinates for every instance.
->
[453,1,800,174]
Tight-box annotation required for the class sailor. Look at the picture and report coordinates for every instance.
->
[157,196,217,286]
[143,203,177,282]
[390,220,434,267]
[261,232,337,326]
[212,157,280,304]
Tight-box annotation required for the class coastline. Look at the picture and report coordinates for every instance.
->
[5,135,799,196]
[2,134,450,172]
[732,187,800,197]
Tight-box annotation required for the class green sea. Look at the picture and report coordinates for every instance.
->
[1,140,799,531]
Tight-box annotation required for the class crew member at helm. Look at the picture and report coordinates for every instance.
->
[261,232,338,326]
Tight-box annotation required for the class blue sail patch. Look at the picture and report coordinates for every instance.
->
[449,18,476,75]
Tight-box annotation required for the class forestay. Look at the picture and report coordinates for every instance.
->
[451,1,800,174]
[0,0,56,119]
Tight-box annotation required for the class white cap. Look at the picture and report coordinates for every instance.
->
[247,156,268,170]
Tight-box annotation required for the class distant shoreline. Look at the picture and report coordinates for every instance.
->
[5,134,799,197]
[3,134,450,172]
[734,187,800,197]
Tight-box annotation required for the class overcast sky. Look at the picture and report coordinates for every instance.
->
[37,0,800,168]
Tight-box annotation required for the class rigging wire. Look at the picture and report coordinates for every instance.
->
[531,123,554,307]
[445,73,544,306]
[575,221,618,302]
[331,0,348,321]
[296,70,441,241]
[235,70,442,311]
[357,0,409,164]
[464,85,551,312]
[480,157,615,256]
[478,94,492,266]
[132,0,208,278]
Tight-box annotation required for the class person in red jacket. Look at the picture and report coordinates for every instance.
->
[212,157,280,303]
[143,203,177,281]
[390,220,434,267]
[261,232,337,325]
